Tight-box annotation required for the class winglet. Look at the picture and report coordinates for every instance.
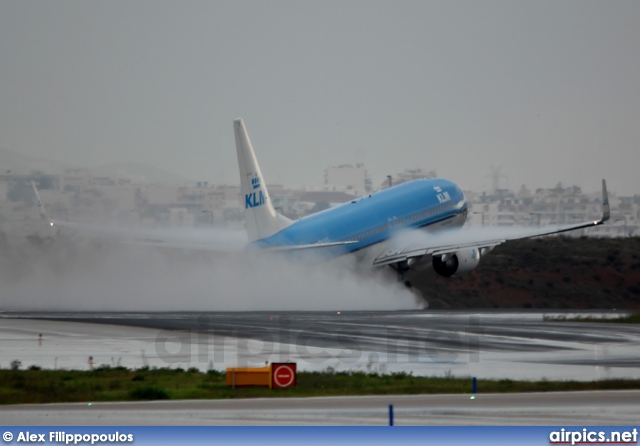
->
[601,179,610,223]
[31,181,54,227]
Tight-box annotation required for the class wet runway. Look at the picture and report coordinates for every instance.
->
[2,391,639,425]
[1,310,639,380]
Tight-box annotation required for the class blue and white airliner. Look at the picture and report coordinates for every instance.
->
[233,119,609,286]
[34,118,610,288]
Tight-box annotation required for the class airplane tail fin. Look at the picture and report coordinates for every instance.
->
[234,119,292,243]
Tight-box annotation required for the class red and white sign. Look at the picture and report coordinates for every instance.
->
[271,362,296,389]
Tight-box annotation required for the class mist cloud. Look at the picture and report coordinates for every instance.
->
[1,234,420,312]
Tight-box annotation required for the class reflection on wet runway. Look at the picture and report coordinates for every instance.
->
[1,310,639,381]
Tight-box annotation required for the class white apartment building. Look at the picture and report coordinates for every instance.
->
[380,168,437,189]
[323,164,371,196]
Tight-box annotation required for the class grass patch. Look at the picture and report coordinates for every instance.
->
[544,313,640,323]
[0,367,639,405]
[129,386,169,400]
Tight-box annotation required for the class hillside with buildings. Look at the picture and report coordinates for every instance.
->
[1,160,637,244]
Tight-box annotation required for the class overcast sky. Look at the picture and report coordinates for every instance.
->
[1,1,638,194]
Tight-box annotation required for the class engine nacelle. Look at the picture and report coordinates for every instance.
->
[432,247,481,277]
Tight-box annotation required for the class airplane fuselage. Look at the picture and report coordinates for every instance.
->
[252,178,468,260]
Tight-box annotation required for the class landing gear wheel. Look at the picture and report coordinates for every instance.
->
[390,262,413,287]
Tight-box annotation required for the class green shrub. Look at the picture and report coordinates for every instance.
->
[129,386,169,400]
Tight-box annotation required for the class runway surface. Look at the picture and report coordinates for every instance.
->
[1,310,639,380]
[1,391,638,425]
[1,311,639,426]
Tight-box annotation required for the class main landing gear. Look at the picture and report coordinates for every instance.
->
[390,260,412,289]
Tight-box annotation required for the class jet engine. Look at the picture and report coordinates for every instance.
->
[432,247,481,277]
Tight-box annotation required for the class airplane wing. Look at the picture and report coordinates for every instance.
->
[32,181,250,252]
[32,182,356,253]
[262,240,358,252]
[373,179,610,267]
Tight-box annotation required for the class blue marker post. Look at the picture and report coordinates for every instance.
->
[472,377,477,394]
[389,404,394,426]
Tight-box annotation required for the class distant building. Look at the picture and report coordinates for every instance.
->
[467,182,637,237]
[380,168,437,189]
[62,168,91,192]
[324,164,371,196]
[169,208,194,227]
[298,191,357,215]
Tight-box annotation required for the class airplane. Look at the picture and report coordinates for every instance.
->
[33,118,611,288]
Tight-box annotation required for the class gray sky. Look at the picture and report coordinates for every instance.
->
[1,1,639,194]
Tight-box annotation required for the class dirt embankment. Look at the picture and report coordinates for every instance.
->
[413,236,640,310]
